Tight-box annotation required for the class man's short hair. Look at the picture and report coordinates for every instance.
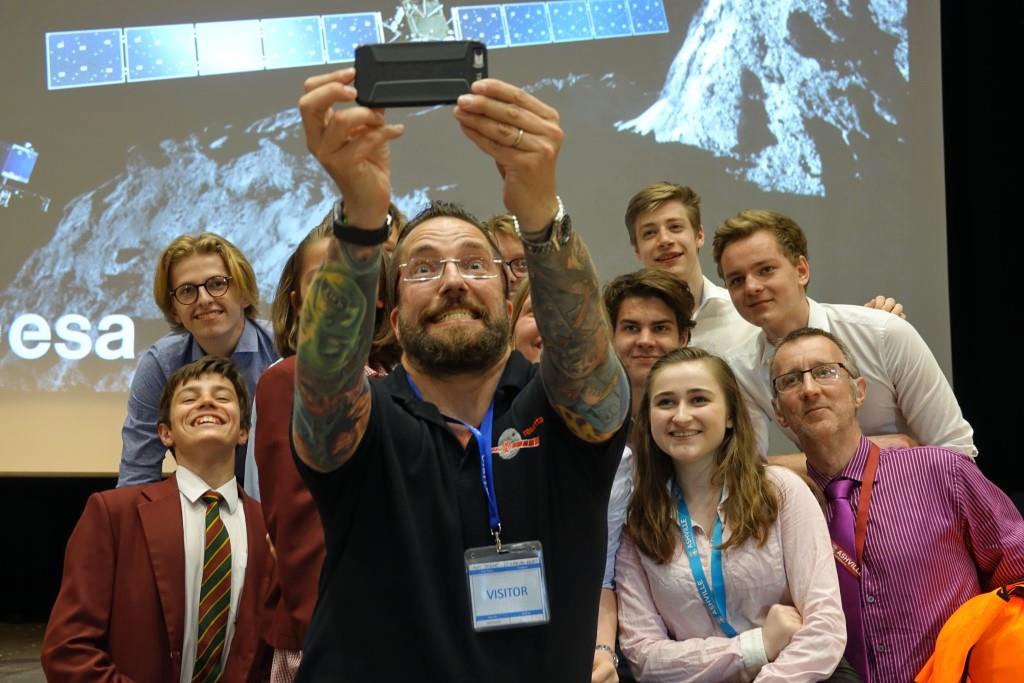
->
[157,355,252,430]
[769,327,862,387]
[624,182,702,247]
[388,200,507,305]
[153,232,260,330]
[712,209,808,280]
[602,268,697,335]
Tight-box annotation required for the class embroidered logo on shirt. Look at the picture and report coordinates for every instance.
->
[494,427,541,460]
[521,416,544,436]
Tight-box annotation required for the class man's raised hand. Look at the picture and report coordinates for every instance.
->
[298,68,404,228]
[453,79,563,232]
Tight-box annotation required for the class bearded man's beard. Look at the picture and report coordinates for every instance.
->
[399,298,510,375]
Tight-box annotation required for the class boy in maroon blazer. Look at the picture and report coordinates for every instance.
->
[43,356,271,682]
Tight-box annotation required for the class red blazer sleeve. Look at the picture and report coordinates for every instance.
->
[254,356,326,648]
[41,493,137,683]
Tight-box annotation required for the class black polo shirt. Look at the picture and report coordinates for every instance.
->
[295,352,626,682]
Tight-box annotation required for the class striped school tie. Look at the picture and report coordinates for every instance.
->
[192,491,231,683]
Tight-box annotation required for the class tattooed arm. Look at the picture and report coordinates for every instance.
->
[454,80,629,444]
[526,232,628,443]
[292,241,379,471]
[292,68,404,472]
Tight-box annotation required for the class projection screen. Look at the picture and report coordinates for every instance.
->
[0,0,947,473]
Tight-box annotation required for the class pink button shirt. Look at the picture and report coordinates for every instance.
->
[807,437,1024,682]
[616,466,846,682]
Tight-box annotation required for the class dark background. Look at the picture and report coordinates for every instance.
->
[942,1,1023,510]
[1,0,1021,622]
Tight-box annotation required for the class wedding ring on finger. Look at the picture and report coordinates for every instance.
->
[511,128,525,149]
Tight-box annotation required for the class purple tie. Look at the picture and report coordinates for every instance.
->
[826,477,869,681]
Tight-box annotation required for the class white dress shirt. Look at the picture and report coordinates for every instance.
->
[726,298,977,457]
[691,276,760,357]
[242,401,261,501]
[603,445,634,588]
[177,465,249,683]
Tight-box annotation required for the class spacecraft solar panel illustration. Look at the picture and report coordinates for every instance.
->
[1,143,39,185]
[7,0,918,397]
[0,142,50,212]
[44,1,668,90]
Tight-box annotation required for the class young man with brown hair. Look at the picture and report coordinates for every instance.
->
[714,209,976,459]
[595,268,697,682]
[625,183,903,361]
[44,356,272,682]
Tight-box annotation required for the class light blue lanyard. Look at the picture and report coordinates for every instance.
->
[674,486,737,637]
[406,376,502,547]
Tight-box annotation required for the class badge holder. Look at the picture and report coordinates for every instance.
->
[404,375,551,633]
[465,540,550,632]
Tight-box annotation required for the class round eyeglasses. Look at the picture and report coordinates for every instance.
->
[771,362,852,394]
[171,275,233,305]
[399,256,504,283]
[505,257,528,277]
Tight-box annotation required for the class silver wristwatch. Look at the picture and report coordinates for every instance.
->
[512,195,572,255]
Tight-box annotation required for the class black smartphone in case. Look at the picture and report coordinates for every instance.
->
[354,40,488,108]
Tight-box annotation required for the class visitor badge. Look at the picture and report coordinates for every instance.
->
[465,540,550,631]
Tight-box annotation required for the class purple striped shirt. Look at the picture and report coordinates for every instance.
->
[808,437,1024,682]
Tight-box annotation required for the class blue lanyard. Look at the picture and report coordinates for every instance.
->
[406,376,502,546]
[674,486,737,637]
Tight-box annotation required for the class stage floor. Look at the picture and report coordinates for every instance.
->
[0,623,44,682]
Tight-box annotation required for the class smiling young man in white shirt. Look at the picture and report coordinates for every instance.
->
[712,209,976,462]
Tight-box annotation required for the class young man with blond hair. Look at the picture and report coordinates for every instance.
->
[624,182,757,356]
[483,212,528,292]
[119,232,278,487]
[625,182,903,361]
[714,209,976,459]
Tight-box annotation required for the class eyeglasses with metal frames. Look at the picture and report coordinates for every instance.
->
[399,256,504,282]
[771,362,852,394]
[171,275,233,306]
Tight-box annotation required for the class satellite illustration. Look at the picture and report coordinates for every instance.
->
[1,0,911,391]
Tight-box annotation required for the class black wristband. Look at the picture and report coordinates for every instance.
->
[332,201,391,246]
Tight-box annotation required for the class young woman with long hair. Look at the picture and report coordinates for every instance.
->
[616,347,848,682]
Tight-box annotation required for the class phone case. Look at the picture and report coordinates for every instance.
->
[355,40,488,107]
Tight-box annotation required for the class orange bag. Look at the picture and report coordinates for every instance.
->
[916,581,1024,682]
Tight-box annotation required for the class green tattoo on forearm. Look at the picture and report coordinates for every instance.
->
[528,234,629,442]
[293,242,381,471]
